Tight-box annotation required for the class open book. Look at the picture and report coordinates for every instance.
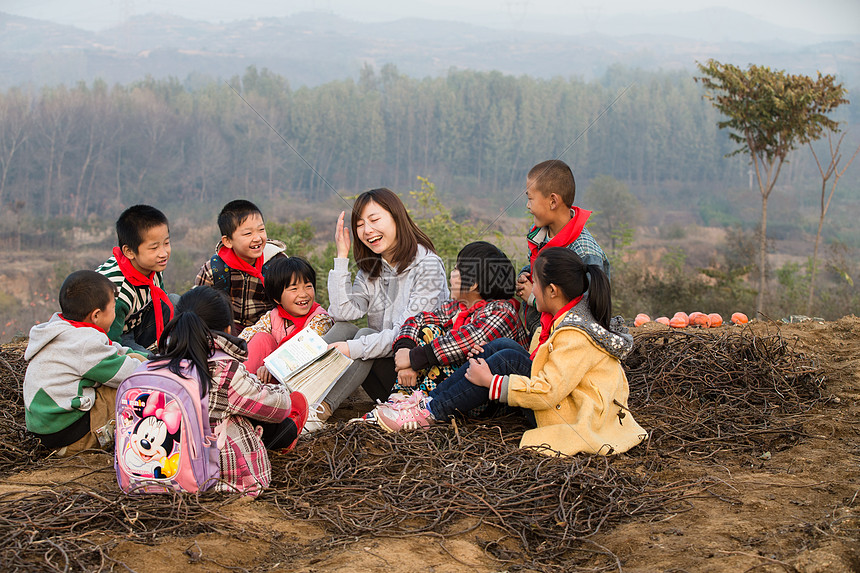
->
[263,327,353,408]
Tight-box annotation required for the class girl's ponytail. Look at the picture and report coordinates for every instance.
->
[532,248,613,330]
[585,264,611,330]
[156,311,214,385]
[153,286,234,387]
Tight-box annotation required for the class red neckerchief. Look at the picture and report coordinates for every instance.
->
[277,302,321,344]
[112,246,174,341]
[58,314,110,341]
[530,295,583,360]
[527,207,592,269]
[218,245,264,283]
[451,300,488,331]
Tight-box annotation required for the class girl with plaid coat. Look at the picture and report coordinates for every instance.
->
[154,286,308,496]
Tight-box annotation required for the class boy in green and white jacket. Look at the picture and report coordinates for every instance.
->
[24,271,146,456]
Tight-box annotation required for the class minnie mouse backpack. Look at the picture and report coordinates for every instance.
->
[115,358,221,494]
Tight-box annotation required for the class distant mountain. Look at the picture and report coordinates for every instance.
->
[508,7,853,44]
[1,10,857,90]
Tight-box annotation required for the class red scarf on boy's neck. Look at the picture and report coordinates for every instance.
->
[277,302,321,344]
[452,300,488,331]
[112,247,173,340]
[218,245,265,283]
[527,207,592,268]
[530,295,583,360]
[59,314,109,337]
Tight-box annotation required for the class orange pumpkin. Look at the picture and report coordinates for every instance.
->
[708,313,723,327]
[669,315,689,328]
[689,312,711,328]
[731,312,749,325]
[672,311,689,321]
[655,316,670,326]
[634,313,651,327]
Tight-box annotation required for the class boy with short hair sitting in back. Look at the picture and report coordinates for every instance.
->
[24,270,146,457]
[516,159,611,335]
[195,199,288,335]
[96,204,176,354]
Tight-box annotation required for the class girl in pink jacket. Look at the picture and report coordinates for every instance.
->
[240,257,334,379]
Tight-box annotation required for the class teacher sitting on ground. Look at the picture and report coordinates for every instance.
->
[308,188,449,430]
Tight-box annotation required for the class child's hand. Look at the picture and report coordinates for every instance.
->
[465,358,492,388]
[334,211,351,259]
[394,348,411,371]
[256,365,273,384]
[328,341,351,358]
[466,344,484,359]
[516,272,533,301]
[397,367,418,387]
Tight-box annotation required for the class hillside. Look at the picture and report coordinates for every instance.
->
[1,10,858,89]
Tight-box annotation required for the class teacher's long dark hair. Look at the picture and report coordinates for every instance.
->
[155,286,234,385]
[532,247,611,329]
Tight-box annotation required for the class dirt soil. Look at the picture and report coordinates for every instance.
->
[1,317,858,572]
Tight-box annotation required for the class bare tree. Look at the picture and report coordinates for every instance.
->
[806,132,860,314]
[35,86,77,218]
[0,89,31,207]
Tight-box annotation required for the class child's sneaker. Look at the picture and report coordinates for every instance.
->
[302,401,330,433]
[387,390,425,405]
[375,394,434,433]
[348,392,421,425]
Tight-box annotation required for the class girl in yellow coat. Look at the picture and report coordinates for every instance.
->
[374,247,646,457]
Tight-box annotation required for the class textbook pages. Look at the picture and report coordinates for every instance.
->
[263,327,352,407]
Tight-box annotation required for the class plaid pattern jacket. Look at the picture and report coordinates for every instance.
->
[195,240,287,335]
[394,299,529,370]
[207,333,294,496]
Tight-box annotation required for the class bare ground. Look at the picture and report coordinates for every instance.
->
[0,316,858,572]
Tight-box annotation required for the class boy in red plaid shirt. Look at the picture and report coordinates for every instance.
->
[390,241,528,396]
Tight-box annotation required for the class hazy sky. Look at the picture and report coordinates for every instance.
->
[4,0,859,35]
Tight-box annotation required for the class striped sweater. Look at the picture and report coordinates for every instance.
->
[95,255,166,343]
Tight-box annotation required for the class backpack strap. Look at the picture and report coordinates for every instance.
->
[209,254,231,292]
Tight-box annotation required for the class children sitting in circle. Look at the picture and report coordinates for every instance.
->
[154,286,309,495]
[388,241,528,397]
[239,256,334,380]
[372,248,646,458]
[23,179,641,482]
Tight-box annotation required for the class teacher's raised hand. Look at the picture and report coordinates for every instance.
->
[334,211,351,259]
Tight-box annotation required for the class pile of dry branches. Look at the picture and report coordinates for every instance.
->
[0,342,43,474]
[624,325,825,458]
[0,485,243,572]
[269,421,699,571]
